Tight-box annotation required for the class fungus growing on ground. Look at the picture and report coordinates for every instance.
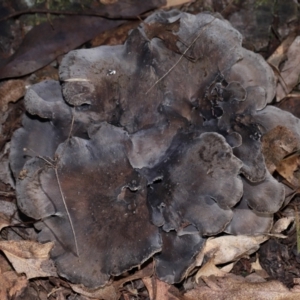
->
[10,9,297,288]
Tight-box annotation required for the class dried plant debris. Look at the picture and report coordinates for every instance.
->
[0,0,167,80]
[11,9,300,289]
[275,36,300,102]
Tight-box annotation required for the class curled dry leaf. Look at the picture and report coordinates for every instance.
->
[271,216,295,234]
[0,241,56,279]
[276,36,300,101]
[195,259,227,282]
[195,235,268,267]
[185,275,300,300]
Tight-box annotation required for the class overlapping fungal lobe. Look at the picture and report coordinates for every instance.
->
[16,122,161,288]
[9,80,72,177]
[155,230,205,284]
[9,80,95,178]
[59,10,245,133]
[10,9,291,289]
[145,131,243,235]
[225,171,285,235]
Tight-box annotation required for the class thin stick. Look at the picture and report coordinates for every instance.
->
[0,8,142,23]
[67,113,75,142]
[145,17,216,94]
[55,168,79,257]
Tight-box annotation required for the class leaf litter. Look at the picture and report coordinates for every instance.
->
[1,0,300,299]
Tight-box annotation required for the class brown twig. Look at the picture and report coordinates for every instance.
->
[0,8,142,23]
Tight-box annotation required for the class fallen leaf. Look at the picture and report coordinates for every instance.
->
[0,16,123,79]
[70,283,117,300]
[90,21,141,48]
[0,100,24,152]
[185,275,300,300]
[276,150,300,187]
[220,262,234,273]
[275,94,300,119]
[0,0,166,79]
[164,0,193,7]
[276,36,300,101]
[0,143,16,188]
[0,80,25,111]
[195,259,227,282]
[245,273,267,283]
[250,256,269,279]
[196,235,268,267]
[261,125,299,174]
[271,216,295,234]
[143,20,181,54]
[0,201,17,231]
[70,262,154,300]
[143,277,181,300]
[0,241,56,279]
[0,271,27,300]
[268,35,296,69]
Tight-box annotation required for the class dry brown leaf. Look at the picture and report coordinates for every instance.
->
[220,262,234,273]
[143,20,181,54]
[185,275,300,300]
[276,36,300,101]
[0,213,11,232]
[196,221,290,279]
[143,277,181,300]
[70,283,117,300]
[272,216,295,234]
[0,80,25,112]
[250,256,269,279]
[195,259,227,282]
[244,273,267,283]
[90,21,141,48]
[70,262,154,300]
[0,201,17,231]
[0,241,56,279]
[261,125,299,174]
[0,271,27,300]
[268,35,296,69]
[164,0,193,7]
[276,150,300,187]
[196,235,268,267]
[275,94,300,119]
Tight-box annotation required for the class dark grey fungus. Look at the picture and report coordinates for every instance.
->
[11,9,297,288]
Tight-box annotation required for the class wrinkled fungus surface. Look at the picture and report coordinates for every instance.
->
[11,9,297,288]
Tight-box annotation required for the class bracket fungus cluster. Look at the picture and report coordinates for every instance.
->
[9,9,300,288]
